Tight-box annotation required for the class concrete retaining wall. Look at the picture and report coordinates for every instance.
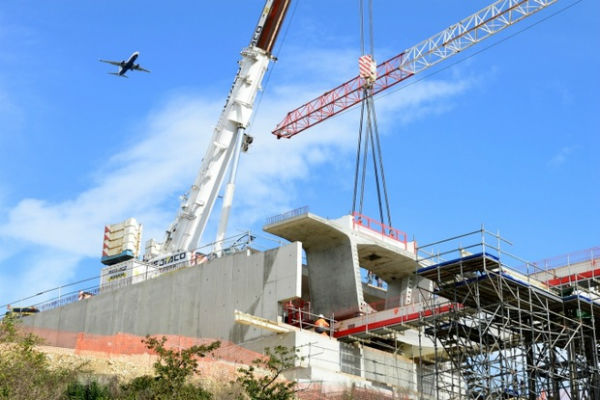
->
[23,242,302,345]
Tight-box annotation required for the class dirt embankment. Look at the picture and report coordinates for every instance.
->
[39,344,244,387]
[37,345,403,399]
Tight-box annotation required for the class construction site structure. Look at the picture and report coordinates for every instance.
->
[10,0,598,398]
[17,210,431,396]
[14,208,600,398]
[415,231,599,400]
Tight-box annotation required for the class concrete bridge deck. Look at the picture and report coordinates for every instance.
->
[264,212,419,283]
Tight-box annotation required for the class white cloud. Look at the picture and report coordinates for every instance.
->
[0,96,220,257]
[548,146,578,168]
[230,71,475,228]
[0,46,476,305]
[272,46,358,88]
[0,249,82,308]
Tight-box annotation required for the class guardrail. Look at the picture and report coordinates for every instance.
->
[265,206,309,226]
[531,246,600,270]
[352,211,409,246]
[2,231,284,317]
[38,287,101,312]
[284,306,336,339]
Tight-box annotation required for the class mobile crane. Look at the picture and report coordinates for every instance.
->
[102,0,290,268]
[138,0,290,262]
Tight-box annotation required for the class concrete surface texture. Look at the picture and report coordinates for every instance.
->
[23,242,302,344]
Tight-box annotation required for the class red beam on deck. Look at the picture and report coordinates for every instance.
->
[546,264,600,287]
[334,303,457,338]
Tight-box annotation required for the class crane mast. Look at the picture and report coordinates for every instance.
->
[145,0,290,260]
[273,0,557,139]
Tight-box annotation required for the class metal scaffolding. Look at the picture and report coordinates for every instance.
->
[415,229,599,400]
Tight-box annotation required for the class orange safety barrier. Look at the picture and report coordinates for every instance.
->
[21,326,262,366]
[352,212,409,247]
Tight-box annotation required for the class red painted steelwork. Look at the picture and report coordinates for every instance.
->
[273,0,558,139]
[334,303,457,338]
[352,211,408,245]
[273,52,412,138]
[546,265,600,287]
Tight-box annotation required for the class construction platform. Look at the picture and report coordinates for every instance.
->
[12,217,600,399]
[415,233,600,400]
[417,252,600,315]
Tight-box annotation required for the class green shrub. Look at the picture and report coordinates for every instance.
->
[118,335,220,400]
[0,315,77,400]
[66,380,113,400]
[234,345,300,400]
[1,317,308,400]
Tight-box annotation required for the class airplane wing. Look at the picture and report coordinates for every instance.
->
[132,64,151,73]
[99,59,122,67]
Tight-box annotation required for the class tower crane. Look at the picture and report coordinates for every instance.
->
[272,0,557,140]
[143,0,291,261]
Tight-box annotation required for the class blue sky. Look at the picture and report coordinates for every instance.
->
[0,0,598,307]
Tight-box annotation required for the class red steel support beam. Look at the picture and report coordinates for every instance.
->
[273,53,412,139]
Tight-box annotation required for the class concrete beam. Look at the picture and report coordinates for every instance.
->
[234,309,292,333]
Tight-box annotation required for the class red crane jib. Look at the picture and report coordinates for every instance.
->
[272,0,559,139]
[272,52,413,139]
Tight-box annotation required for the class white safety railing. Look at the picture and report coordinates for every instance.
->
[265,205,309,226]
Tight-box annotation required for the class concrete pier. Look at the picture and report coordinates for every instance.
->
[264,213,420,316]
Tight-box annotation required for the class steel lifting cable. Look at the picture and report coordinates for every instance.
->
[359,0,365,56]
[368,0,374,60]
[352,0,393,229]
[367,99,385,224]
[352,99,366,214]
[353,0,366,215]
[354,0,370,215]
[369,95,393,229]
[359,112,370,214]
[366,0,393,228]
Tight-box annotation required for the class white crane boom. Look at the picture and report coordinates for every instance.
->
[145,0,291,260]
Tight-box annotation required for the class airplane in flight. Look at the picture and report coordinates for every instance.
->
[99,51,150,77]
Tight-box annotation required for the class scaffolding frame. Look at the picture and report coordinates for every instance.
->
[415,229,599,400]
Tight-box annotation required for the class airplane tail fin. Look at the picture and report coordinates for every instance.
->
[108,72,128,78]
